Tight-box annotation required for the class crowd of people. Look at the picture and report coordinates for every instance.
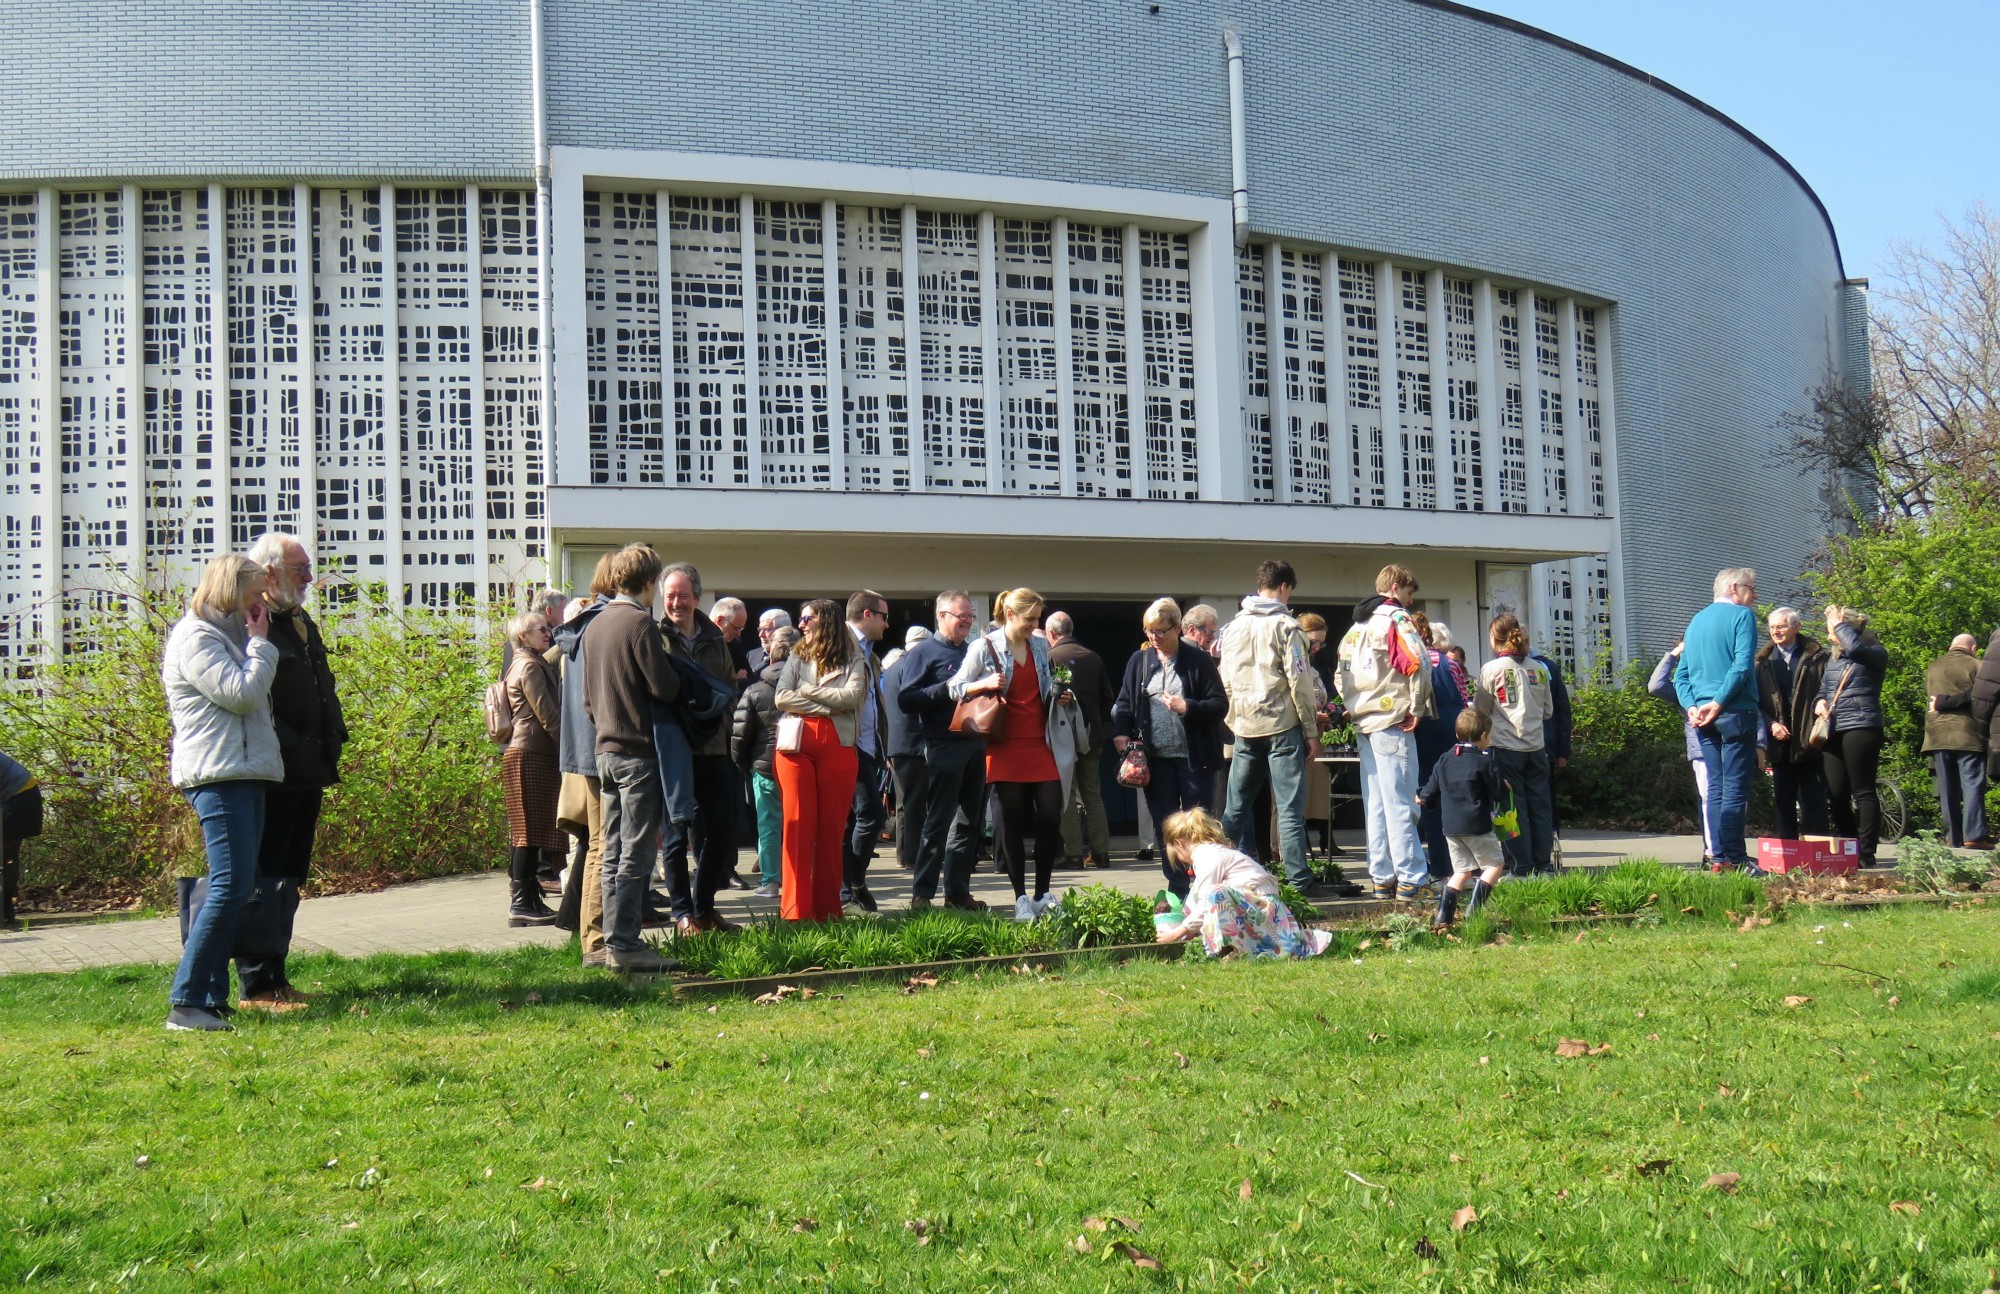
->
[114,539,2000,1030]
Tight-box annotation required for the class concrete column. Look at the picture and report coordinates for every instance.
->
[739,192,761,488]
[122,184,146,594]
[378,183,402,609]
[1122,223,1148,499]
[1472,278,1503,512]
[466,185,490,609]
[1321,252,1352,507]
[35,188,61,659]
[1426,267,1454,510]
[1053,216,1077,496]
[901,203,923,491]
[1520,289,1546,516]
[1374,259,1403,510]
[1263,241,1292,502]
[821,198,844,490]
[657,188,676,487]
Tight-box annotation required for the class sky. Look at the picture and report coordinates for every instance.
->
[1479,0,1996,282]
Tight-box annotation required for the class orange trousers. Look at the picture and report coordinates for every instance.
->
[775,715,857,921]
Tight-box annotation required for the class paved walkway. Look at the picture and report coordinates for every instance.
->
[0,828,1805,976]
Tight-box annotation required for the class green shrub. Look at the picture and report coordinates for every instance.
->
[1278,883,1322,925]
[1044,884,1157,948]
[1544,870,1598,916]
[899,912,984,963]
[0,583,506,907]
[1895,831,1993,892]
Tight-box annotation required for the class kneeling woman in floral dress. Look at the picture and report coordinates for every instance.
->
[1154,809,1331,958]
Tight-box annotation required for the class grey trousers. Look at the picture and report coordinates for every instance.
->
[596,751,664,953]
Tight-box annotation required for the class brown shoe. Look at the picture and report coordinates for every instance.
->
[942,894,988,911]
[699,911,742,934]
[271,985,315,1006]
[237,994,309,1014]
[1081,852,1110,869]
[675,916,704,940]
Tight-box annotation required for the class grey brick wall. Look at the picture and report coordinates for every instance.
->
[0,0,1853,652]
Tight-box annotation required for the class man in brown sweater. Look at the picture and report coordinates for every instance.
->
[581,544,681,972]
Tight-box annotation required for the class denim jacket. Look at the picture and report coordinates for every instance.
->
[948,631,1056,703]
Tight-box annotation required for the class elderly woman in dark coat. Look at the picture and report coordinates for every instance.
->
[503,611,564,926]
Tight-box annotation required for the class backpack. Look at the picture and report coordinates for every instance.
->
[483,675,514,745]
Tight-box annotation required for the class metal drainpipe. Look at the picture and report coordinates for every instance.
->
[1223,28,1249,249]
[530,0,557,584]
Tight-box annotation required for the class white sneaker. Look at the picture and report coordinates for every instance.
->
[1013,895,1037,922]
[1031,892,1056,918]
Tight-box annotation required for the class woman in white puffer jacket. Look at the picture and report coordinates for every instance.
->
[161,553,284,1033]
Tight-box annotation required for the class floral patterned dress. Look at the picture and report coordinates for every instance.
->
[1176,843,1332,958]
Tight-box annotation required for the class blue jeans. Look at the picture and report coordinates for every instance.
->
[169,780,267,1010]
[1358,727,1428,888]
[1932,750,1988,846]
[1142,754,1214,897]
[1696,709,1758,865]
[1221,725,1311,888]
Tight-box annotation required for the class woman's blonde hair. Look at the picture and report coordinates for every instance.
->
[1489,612,1529,659]
[1143,597,1182,632]
[1296,611,1327,634]
[506,612,547,646]
[188,553,264,624]
[1160,807,1232,851]
[993,587,1044,627]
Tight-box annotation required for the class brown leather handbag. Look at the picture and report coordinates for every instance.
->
[950,691,1005,738]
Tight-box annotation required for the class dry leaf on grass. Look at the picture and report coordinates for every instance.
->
[1782,995,1813,1008]
[1450,1206,1478,1232]
[1238,1178,1253,1201]
[917,1047,934,1058]
[524,991,543,1004]
[522,1176,552,1190]
[1554,1037,1612,1058]
[1071,1234,1093,1254]
[1448,1153,1463,1164]
[792,1218,818,1233]
[497,999,518,1011]
[1083,1216,1108,1233]
[1717,1084,1736,1097]
[1636,1159,1673,1178]
[1113,1242,1163,1270]
[1413,1236,1440,1260]
[1704,1172,1742,1193]
[1889,1200,1921,1215]
[1174,1051,1190,1070]
[902,973,940,995]
[905,1218,931,1245]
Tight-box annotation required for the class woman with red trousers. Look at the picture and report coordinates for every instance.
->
[774,598,868,920]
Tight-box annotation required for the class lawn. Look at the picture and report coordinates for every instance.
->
[2,904,1997,1291]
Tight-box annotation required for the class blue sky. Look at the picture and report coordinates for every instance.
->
[1480,0,1996,281]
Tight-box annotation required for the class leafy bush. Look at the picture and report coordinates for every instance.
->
[1559,661,1700,832]
[1042,884,1157,948]
[1278,883,1322,925]
[0,585,507,908]
[1894,831,1993,892]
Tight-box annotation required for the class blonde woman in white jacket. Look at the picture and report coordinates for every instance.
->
[162,554,284,1032]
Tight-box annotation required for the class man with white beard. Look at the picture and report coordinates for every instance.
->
[234,532,347,1011]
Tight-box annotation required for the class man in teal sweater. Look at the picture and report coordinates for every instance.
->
[1674,567,1766,874]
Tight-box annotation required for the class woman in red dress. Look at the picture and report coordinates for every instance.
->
[949,588,1071,921]
[774,598,869,920]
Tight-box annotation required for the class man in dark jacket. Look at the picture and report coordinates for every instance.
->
[1755,608,1829,839]
[882,643,928,872]
[555,592,611,964]
[1047,612,1114,868]
[659,562,742,935]
[1970,627,2000,807]
[1924,633,1990,848]
[897,590,988,911]
[232,533,347,1011]
[583,544,682,973]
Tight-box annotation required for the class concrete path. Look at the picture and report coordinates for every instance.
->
[0,827,1822,977]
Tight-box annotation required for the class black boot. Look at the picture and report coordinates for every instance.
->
[2,857,19,929]
[508,847,556,927]
[1465,877,1493,918]
[1434,884,1461,928]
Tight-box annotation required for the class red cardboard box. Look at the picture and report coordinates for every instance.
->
[1756,836,1859,876]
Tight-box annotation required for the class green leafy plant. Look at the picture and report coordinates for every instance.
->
[1894,831,1992,892]
[1278,883,1322,925]
[1043,884,1157,948]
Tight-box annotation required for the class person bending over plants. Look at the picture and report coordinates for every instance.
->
[1154,808,1331,958]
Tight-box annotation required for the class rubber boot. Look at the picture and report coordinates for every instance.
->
[1434,883,1461,928]
[508,847,556,927]
[1464,877,1494,918]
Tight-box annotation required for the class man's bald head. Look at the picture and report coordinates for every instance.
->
[1953,633,1978,654]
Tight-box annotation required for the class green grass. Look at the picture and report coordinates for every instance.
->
[3,905,1998,1290]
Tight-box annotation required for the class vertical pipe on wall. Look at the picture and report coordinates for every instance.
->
[1557,297,1585,516]
[35,188,61,660]
[1262,241,1293,503]
[1053,216,1077,496]
[1425,267,1455,510]
[1520,289,1547,516]
[979,210,1001,494]
[657,188,677,494]
[1374,259,1404,510]
[1122,222,1148,500]
[292,183,316,567]
[466,184,490,612]
[900,203,923,492]
[122,184,146,598]
[207,184,231,561]
[528,0,555,577]
[1597,305,1629,667]
[1472,278,1503,513]
[1321,251,1351,508]
[739,192,761,488]
[821,198,844,491]
[1222,29,1249,250]
[380,182,403,609]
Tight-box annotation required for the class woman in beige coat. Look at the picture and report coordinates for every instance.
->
[503,612,564,926]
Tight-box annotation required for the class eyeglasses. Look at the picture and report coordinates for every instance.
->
[943,611,974,623]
